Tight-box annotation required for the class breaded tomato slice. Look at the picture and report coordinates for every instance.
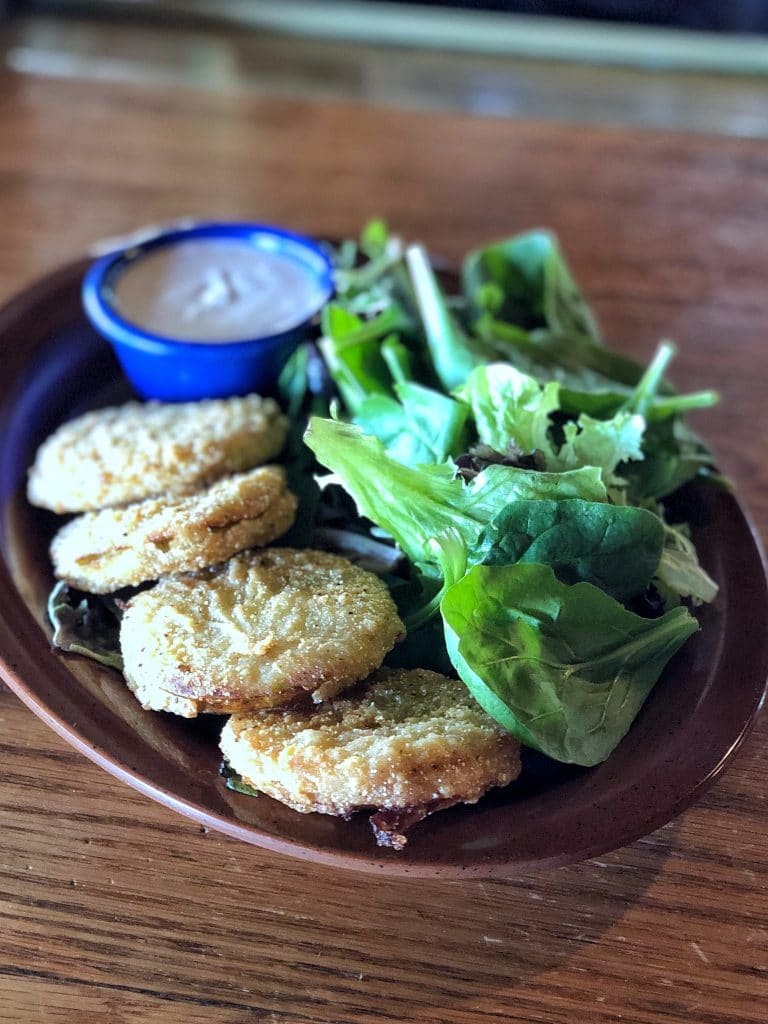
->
[28,394,287,512]
[51,466,296,593]
[120,549,405,717]
[220,668,522,848]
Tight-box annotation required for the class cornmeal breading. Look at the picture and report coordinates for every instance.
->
[120,548,405,717]
[50,466,297,593]
[28,394,287,512]
[220,667,521,822]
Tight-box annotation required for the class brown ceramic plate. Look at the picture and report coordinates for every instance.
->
[0,260,767,878]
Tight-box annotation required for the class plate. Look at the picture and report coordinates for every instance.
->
[0,260,767,878]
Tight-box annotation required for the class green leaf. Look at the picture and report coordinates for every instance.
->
[441,563,698,766]
[462,230,601,345]
[623,418,714,501]
[333,225,404,301]
[318,303,409,414]
[354,380,469,467]
[47,581,124,670]
[305,416,606,577]
[277,343,310,420]
[219,762,261,797]
[656,524,718,604]
[458,363,645,485]
[549,411,646,484]
[457,363,559,458]
[360,218,390,259]
[406,244,490,390]
[475,310,652,393]
[477,498,665,601]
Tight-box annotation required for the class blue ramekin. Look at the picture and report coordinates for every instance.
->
[82,221,335,401]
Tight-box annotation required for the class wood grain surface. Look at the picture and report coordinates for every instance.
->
[0,66,766,1024]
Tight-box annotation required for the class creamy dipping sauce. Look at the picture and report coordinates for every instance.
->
[112,238,328,343]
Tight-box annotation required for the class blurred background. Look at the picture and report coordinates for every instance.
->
[3,1,768,136]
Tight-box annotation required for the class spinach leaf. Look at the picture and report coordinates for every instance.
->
[477,498,664,601]
[47,581,124,670]
[462,230,601,345]
[441,563,698,766]
[622,418,714,501]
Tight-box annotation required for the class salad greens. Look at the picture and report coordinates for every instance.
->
[305,417,607,578]
[47,581,124,670]
[299,220,720,767]
[475,499,664,602]
[441,564,698,766]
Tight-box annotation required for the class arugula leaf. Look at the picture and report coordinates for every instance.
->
[477,498,664,601]
[441,563,698,766]
[318,304,402,413]
[334,220,404,302]
[47,581,124,670]
[305,416,606,576]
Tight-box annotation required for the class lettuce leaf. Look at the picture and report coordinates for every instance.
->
[458,363,646,484]
[354,380,469,467]
[457,363,559,458]
[548,411,646,485]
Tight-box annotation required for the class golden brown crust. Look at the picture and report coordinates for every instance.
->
[27,394,287,512]
[219,668,522,815]
[119,549,405,717]
[50,466,297,593]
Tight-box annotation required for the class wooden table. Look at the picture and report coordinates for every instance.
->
[0,67,766,1024]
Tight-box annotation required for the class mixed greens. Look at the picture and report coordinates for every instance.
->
[294,222,720,768]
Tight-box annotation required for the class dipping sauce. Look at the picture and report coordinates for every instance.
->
[82,221,334,401]
[112,237,330,343]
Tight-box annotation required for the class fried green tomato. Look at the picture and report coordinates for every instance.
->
[27,393,287,512]
[50,466,297,593]
[220,668,522,848]
[120,549,405,717]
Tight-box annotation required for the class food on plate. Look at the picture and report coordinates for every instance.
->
[27,393,287,512]
[220,667,522,848]
[50,465,297,593]
[34,219,725,850]
[119,548,405,717]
